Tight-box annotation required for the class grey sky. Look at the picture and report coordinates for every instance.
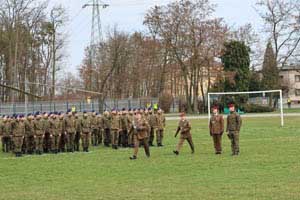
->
[51,0,262,75]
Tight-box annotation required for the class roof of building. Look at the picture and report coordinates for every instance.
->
[280,64,300,71]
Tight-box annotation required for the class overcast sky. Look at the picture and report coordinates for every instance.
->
[50,0,262,75]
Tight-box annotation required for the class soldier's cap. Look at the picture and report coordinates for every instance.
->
[128,108,132,111]
[148,108,152,111]
[91,110,95,113]
[180,112,186,117]
[228,103,235,108]
[27,113,32,117]
[67,109,72,113]
[122,108,126,111]
[83,111,87,114]
[54,111,58,115]
[212,106,218,110]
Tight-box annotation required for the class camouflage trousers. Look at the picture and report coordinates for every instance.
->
[103,128,111,146]
[133,135,150,157]
[81,132,90,149]
[212,134,222,154]
[26,135,35,153]
[111,129,119,148]
[228,131,239,155]
[35,135,44,152]
[2,136,11,152]
[156,129,164,145]
[66,132,75,151]
[12,136,24,153]
[91,129,99,146]
[149,127,155,145]
[176,134,194,153]
[74,131,81,151]
[51,135,61,151]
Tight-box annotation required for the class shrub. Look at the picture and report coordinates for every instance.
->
[158,93,174,113]
[242,103,275,113]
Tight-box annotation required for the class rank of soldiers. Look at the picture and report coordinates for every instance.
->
[0,108,166,158]
[0,103,242,159]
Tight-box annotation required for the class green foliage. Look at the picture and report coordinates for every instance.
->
[0,117,300,200]
[243,103,275,113]
[261,42,279,90]
[221,41,251,92]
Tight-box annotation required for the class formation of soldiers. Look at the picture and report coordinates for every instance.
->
[0,108,166,158]
[0,102,242,159]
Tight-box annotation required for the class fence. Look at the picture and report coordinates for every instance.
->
[0,98,180,115]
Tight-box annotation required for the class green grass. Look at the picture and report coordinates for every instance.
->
[0,117,300,200]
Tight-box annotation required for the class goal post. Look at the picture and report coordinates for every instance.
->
[207,90,284,127]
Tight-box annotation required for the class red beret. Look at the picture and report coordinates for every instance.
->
[228,104,235,108]
[212,106,218,110]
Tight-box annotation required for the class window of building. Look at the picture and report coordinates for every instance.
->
[295,75,300,82]
[295,89,300,96]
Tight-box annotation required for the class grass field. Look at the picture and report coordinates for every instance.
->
[0,117,300,200]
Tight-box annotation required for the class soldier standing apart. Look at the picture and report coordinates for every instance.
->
[81,111,91,152]
[209,106,224,154]
[156,109,166,147]
[111,109,121,149]
[24,114,35,154]
[64,111,76,152]
[173,112,194,155]
[226,103,242,156]
[34,112,44,155]
[130,112,150,160]
[11,115,25,157]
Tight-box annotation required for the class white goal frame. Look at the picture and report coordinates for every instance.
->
[207,90,284,127]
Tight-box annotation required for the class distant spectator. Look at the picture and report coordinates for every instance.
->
[287,97,292,109]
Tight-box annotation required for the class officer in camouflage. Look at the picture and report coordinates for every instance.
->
[226,103,242,156]
[209,106,224,154]
[173,112,194,155]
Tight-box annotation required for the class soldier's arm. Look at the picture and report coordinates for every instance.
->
[220,116,224,134]
[226,115,229,132]
[237,115,242,131]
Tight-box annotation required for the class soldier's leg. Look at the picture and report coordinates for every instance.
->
[114,131,119,149]
[233,132,239,155]
[149,127,154,146]
[216,135,222,154]
[26,136,33,154]
[56,135,60,153]
[118,131,122,147]
[143,138,150,157]
[128,130,132,147]
[1,137,5,152]
[21,137,26,154]
[51,135,56,152]
[175,138,185,153]
[104,129,109,147]
[187,136,195,153]
[99,129,103,145]
[133,136,139,157]
[156,130,160,146]
[229,131,235,155]
[212,135,218,153]
[111,130,117,149]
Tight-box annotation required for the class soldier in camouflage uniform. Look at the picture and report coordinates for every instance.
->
[49,113,61,154]
[90,111,99,146]
[209,106,224,154]
[0,115,12,153]
[64,111,76,152]
[226,104,242,156]
[11,115,26,157]
[42,113,51,153]
[173,112,194,155]
[102,111,111,147]
[111,109,121,149]
[156,109,166,147]
[34,112,44,155]
[24,114,35,154]
[74,112,82,151]
[81,111,91,152]
[148,109,157,146]
[130,112,150,160]
[97,114,103,145]
[120,109,130,147]
[127,109,134,148]
[58,112,66,152]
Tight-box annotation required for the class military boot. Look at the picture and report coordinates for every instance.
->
[173,150,179,155]
[129,155,137,160]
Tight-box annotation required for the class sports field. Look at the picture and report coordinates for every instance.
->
[0,117,299,200]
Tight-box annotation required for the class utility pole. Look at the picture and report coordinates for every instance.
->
[83,0,108,91]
